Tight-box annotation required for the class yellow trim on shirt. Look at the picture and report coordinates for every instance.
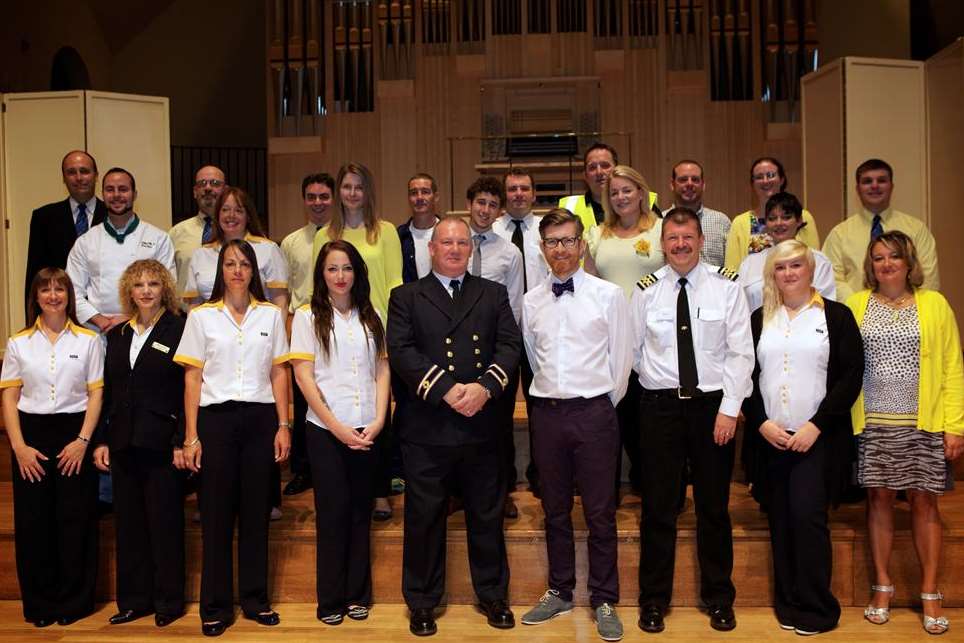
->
[288,352,315,362]
[87,379,104,391]
[0,378,23,389]
[174,354,204,368]
[272,353,292,365]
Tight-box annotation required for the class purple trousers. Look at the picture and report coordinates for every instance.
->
[530,394,620,607]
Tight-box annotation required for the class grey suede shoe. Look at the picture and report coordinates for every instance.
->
[595,603,623,641]
[521,590,573,625]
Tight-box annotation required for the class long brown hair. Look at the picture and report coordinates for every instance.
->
[209,239,268,303]
[327,162,381,245]
[25,268,80,330]
[311,240,385,360]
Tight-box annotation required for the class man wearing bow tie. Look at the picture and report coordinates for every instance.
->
[519,209,632,641]
[387,216,521,636]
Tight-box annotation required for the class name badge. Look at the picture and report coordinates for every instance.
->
[140,240,155,249]
[152,341,170,353]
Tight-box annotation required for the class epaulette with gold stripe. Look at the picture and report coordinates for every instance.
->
[716,266,739,281]
[636,272,660,292]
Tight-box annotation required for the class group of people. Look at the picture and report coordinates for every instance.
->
[1,145,960,641]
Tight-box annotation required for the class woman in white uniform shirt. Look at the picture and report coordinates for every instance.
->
[1,268,104,627]
[174,239,291,637]
[182,186,289,310]
[742,240,863,635]
[584,165,663,494]
[738,192,835,312]
[290,239,390,624]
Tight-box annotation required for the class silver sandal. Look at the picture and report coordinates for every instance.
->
[863,584,894,625]
[920,592,949,635]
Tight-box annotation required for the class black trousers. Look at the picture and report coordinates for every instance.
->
[638,392,735,609]
[111,447,185,615]
[288,378,311,477]
[518,352,538,490]
[12,412,98,622]
[615,373,643,491]
[531,396,620,607]
[765,439,840,631]
[197,402,276,622]
[373,398,393,498]
[400,439,508,609]
[306,423,376,616]
[498,366,521,492]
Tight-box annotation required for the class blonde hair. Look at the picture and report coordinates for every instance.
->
[118,259,180,317]
[862,231,924,291]
[600,165,655,239]
[761,239,815,324]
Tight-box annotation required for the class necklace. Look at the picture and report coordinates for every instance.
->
[874,291,912,323]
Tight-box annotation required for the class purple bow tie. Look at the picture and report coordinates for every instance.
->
[552,278,574,297]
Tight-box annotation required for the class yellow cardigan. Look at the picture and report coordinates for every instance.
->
[847,289,964,436]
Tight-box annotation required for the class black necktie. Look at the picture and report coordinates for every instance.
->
[552,278,574,297]
[75,202,88,236]
[511,219,527,291]
[449,278,461,299]
[676,277,699,392]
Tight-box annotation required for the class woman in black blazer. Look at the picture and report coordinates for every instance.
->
[742,240,864,635]
[93,259,186,627]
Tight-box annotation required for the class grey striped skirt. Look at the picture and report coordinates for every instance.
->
[857,426,952,494]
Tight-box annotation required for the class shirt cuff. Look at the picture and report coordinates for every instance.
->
[718,396,742,418]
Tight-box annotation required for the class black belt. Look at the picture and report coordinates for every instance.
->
[531,393,609,408]
[642,387,723,400]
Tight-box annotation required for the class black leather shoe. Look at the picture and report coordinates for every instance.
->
[479,599,515,629]
[57,615,82,626]
[283,473,311,495]
[155,612,182,627]
[202,620,228,636]
[244,610,280,626]
[409,608,437,636]
[33,617,54,628]
[109,609,152,625]
[708,605,736,631]
[638,605,665,633]
[504,496,519,519]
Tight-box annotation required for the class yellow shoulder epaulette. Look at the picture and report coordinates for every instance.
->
[636,272,660,291]
[716,266,738,281]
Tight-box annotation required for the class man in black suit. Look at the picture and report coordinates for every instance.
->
[24,150,107,313]
[388,216,521,637]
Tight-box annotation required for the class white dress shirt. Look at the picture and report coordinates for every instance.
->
[289,304,381,430]
[522,269,633,405]
[66,217,176,325]
[491,212,550,292]
[756,299,829,431]
[280,223,318,311]
[410,223,435,279]
[432,271,466,297]
[127,313,163,368]
[630,262,754,417]
[70,196,97,230]
[468,229,524,324]
[0,320,104,414]
[169,213,208,304]
[182,235,289,303]
[174,299,290,406]
[737,246,836,312]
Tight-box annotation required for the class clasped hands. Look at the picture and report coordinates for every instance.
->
[443,382,490,417]
[759,419,820,452]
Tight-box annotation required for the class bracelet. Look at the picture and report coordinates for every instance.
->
[76,435,90,443]
[278,421,291,429]
[184,436,200,447]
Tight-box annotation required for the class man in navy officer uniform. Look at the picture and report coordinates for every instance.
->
[631,207,753,634]
[387,216,521,637]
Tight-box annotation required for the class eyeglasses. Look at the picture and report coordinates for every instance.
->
[542,237,580,249]
[751,171,779,182]
[195,179,225,188]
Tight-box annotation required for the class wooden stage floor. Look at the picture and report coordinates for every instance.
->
[0,601,959,641]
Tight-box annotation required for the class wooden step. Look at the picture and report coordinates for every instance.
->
[1,481,962,608]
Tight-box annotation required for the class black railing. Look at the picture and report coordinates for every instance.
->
[171,146,269,233]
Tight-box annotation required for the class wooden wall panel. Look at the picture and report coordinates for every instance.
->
[801,62,845,233]
[378,80,418,220]
[844,58,927,221]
